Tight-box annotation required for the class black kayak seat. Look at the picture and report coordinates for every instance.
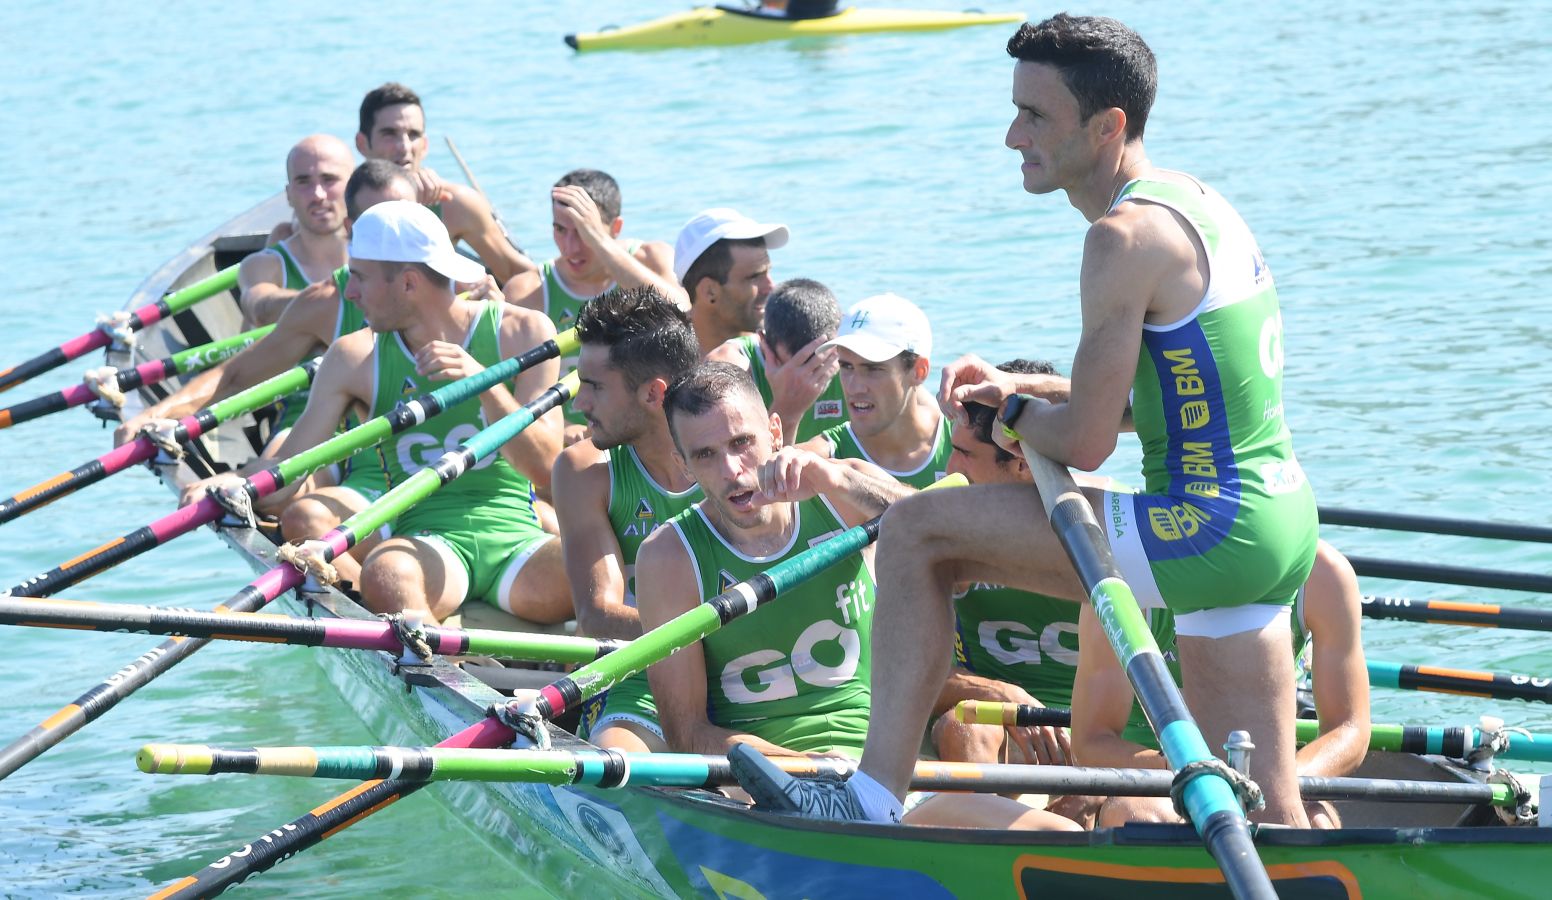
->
[716,2,844,22]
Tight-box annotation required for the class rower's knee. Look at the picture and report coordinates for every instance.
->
[932,715,1004,764]
[359,547,425,614]
[1097,796,1179,828]
[280,496,335,542]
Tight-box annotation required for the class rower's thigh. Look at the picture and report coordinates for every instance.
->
[880,483,1086,601]
[1175,614,1299,765]
[496,535,572,624]
[362,535,468,620]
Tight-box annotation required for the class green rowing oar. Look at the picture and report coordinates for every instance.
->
[5,328,577,597]
[1369,659,1552,704]
[0,265,239,395]
[0,360,316,527]
[1319,505,1552,544]
[955,701,1552,764]
[133,743,1527,809]
[1017,441,1274,900]
[1349,555,1552,594]
[146,474,965,898]
[0,370,574,783]
[1362,594,1552,633]
[0,325,272,430]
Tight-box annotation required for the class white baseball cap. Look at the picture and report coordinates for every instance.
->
[820,293,933,362]
[673,207,790,283]
[349,200,487,284]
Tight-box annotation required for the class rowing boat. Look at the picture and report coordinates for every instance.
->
[114,198,1550,897]
[565,5,1026,52]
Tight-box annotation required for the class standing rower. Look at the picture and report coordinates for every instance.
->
[503,168,683,429]
[705,278,846,444]
[799,294,951,489]
[355,82,535,285]
[674,208,787,353]
[552,287,702,752]
[237,134,352,329]
[734,14,1320,828]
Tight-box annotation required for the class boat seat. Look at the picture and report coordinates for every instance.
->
[444,602,577,636]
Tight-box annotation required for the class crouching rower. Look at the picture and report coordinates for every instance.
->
[552,287,702,752]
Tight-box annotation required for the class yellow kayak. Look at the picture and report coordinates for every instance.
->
[565,5,1026,52]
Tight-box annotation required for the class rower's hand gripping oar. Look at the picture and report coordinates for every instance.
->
[0,265,239,395]
[4,328,577,597]
[0,367,577,782]
[0,359,318,527]
[0,324,272,431]
[1016,432,1277,900]
[146,474,966,898]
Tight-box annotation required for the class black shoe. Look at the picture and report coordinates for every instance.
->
[728,744,887,821]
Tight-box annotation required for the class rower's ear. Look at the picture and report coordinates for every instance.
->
[608,216,624,239]
[639,375,668,410]
[767,411,783,447]
[355,131,370,157]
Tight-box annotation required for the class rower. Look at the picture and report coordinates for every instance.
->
[355,82,535,285]
[673,208,788,353]
[237,135,352,330]
[798,294,951,488]
[704,277,846,444]
[551,287,702,753]
[734,14,1321,828]
[190,201,568,624]
[636,361,906,761]
[502,168,684,430]
[1072,539,1370,829]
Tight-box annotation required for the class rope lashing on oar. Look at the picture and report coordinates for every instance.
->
[380,613,434,663]
[207,481,256,530]
[140,421,186,459]
[275,541,339,586]
[81,366,126,407]
[1170,758,1264,819]
[94,310,136,345]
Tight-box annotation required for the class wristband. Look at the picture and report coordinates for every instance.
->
[998,393,1032,443]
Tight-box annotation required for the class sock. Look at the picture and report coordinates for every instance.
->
[847,769,905,823]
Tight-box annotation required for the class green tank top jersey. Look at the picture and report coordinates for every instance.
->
[368,300,538,530]
[1115,175,1318,614]
[734,335,848,443]
[951,583,1172,746]
[327,265,390,498]
[817,415,953,490]
[540,242,642,426]
[669,496,875,755]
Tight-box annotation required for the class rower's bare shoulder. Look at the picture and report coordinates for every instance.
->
[324,326,376,365]
[554,438,609,490]
[277,279,342,340]
[502,268,544,311]
[633,239,675,275]
[237,247,282,288]
[498,301,558,344]
[438,182,491,232]
[704,337,750,367]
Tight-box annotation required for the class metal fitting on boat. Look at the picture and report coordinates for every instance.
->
[1225,731,1255,777]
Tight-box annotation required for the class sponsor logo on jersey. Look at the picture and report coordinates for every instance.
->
[717,569,739,593]
[635,498,655,520]
[400,375,418,397]
[814,399,843,419]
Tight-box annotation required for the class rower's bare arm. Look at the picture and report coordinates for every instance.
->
[443,183,534,285]
[1298,542,1371,778]
[1014,219,1155,470]
[762,335,838,445]
[552,441,640,640]
[492,306,564,489]
[703,338,750,367]
[755,447,908,526]
[501,268,544,314]
[1070,604,1166,769]
[636,529,795,757]
[237,251,297,329]
[113,364,222,445]
[627,241,690,309]
[254,334,374,507]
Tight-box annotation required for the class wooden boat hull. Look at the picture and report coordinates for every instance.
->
[566,6,1026,52]
[122,199,1551,899]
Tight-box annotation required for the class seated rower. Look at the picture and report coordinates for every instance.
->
[1071,539,1369,829]
[503,168,684,434]
[798,294,951,489]
[354,82,535,285]
[192,201,568,625]
[552,287,703,753]
[237,135,352,330]
[673,208,787,354]
[706,278,846,445]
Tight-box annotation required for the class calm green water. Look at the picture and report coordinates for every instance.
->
[2,1,1549,896]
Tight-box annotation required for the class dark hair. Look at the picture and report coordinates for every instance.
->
[346,159,415,220]
[359,82,422,138]
[966,359,1059,463]
[762,278,839,356]
[385,261,451,292]
[664,361,765,448]
[555,169,622,223]
[1006,15,1156,142]
[575,286,701,389]
[682,237,767,302]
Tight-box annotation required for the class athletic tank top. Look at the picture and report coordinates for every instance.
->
[367,299,537,527]
[735,334,848,443]
[817,415,953,490]
[539,241,643,426]
[606,445,702,606]
[669,496,874,754]
[265,243,325,433]
[1117,175,1317,592]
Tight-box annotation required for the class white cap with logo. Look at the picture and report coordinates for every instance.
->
[820,293,933,362]
[349,200,488,284]
[673,207,790,283]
